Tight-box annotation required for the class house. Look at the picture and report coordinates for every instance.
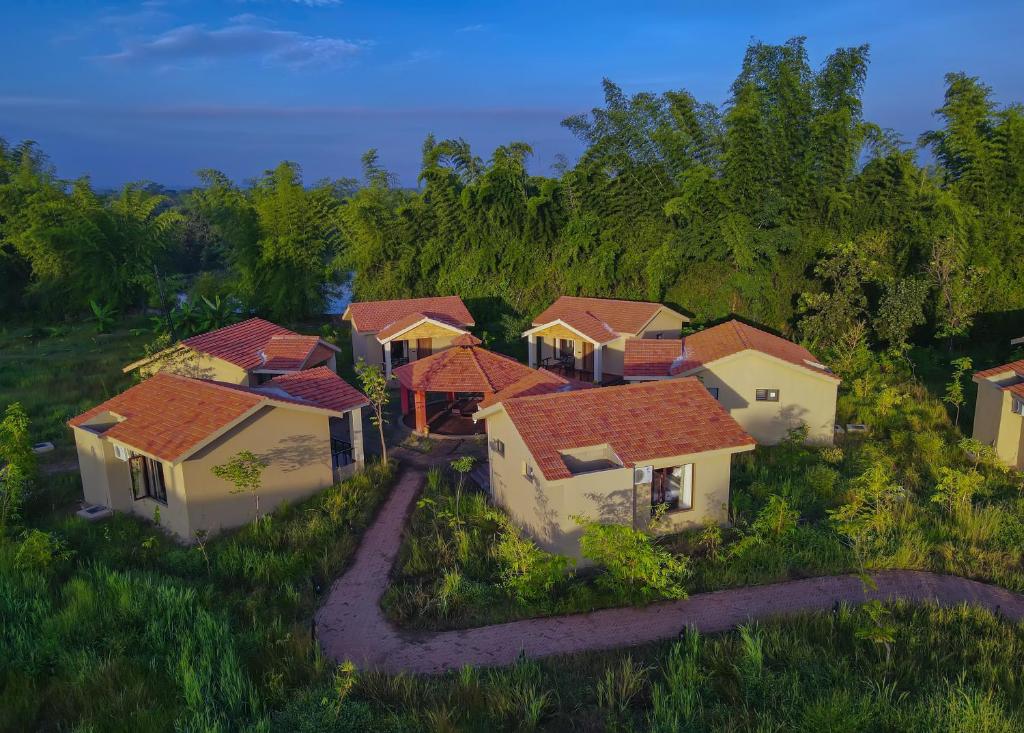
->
[474,379,755,556]
[972,359,1024,470]
[523,296,689,383]
[623,320,839,445]
[124,318,340,387]
[69,368,367,541]
[341,295,476,379]
[392,334,579,435]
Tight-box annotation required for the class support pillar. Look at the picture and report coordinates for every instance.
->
[594,345,603,384]
[348,408,365,467]
[527,334,537,368]
[383,341,393,380]
[400,385,410,415]
[414,390,428,435]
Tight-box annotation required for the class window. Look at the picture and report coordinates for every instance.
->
[756,388,780,402]
[558,339,574,361]
[521,461,535,482]
[707,386,720,400]
[1013,398,1024,416]
[490,438,505,457]
[651,464,693,513]
[129,454,167,504]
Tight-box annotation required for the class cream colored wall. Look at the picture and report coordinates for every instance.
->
[638,309,687,339]
[534,334,625,378]
[180,405,334,539]
[484,410,743,558]
[972,378,1024,469]
[407,332,461,361]
[141,350,251,386]
[692,352,838,445]
[350,330,380,368]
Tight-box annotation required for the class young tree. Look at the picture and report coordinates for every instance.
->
[449,455,475,522]
[0,403,36,535]
[211,450,267,521]
[874,277,929,354]
[944,356,973,428]
[355,358,389,465]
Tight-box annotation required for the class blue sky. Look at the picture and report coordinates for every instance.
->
[1,0,1021,189]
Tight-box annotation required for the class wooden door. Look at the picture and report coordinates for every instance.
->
[582,342,594,372]
[416,338,433,358]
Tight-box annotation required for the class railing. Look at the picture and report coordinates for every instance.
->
[331,439,353,468]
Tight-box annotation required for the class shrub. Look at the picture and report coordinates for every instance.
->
[577,518,690,603]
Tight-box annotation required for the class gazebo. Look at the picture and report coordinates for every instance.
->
[392,334,573,435]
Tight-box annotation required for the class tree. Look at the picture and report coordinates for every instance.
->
[355,359,389,465]
[449,455,475,523]
[874,277,929,354]
[211,450,267,521]
[944,356,973,428]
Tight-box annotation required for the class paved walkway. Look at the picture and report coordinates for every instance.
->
[316,461,1024,675]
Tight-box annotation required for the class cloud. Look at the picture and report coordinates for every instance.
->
[457,23,489,33]
[93,18,366,69]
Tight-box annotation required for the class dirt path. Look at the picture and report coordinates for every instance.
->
[315,461,1024,675]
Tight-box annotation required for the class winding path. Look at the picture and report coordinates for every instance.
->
[315,459,1024,675]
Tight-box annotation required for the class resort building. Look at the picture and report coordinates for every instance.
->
[972,358,1024,470]
[124,317,340,387]
[475,379,755,556]
[392,334,580,436]
[523,296,689,383]
[69,368,367,541]
[623,320,839,445]
[341,295,475,379]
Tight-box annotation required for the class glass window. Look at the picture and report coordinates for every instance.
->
[129,454,167,505]
[558,339,574,360]
[490,438,505,457]
[756,388,780,402]
[707,386,720,400]
[651,464,693,512]
[1013,398,1024,416]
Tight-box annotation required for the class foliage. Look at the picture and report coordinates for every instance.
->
[354,358,389,464]
[88,299,117,334]
[211,450,267,520]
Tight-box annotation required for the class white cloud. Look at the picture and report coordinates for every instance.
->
[457,23,489,33]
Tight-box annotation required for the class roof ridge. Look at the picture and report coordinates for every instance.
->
[504,375,698,406]
[469,346,498,392]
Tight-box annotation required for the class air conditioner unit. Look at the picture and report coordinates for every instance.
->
[113,444,131,461]
[634,465,653,484]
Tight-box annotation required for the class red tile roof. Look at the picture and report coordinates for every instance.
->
[623,339,684,378]
[180,318,337,372]
[974,359,1024,380]
[375,312,471,342]
[344,296,474,334]
[496,379,755,481]
[623,320,838,381]
[531,296,678,341]
[69,372,266,462]
[267,367,368,413]
[69,369,362,462]
[478,369,577,409]
[393,343,540,394]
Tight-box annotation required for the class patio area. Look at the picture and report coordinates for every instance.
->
[400,398,485,436]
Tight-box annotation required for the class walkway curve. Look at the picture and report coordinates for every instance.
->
[315,460,1024,675]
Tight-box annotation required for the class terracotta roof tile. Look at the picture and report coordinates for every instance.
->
[267,367,368,413]
[974,359,1024,380]
[624,321,838,381]
[375,312,471,342]
[532,296,676,339]
[182,318,295,370]
[497,379,755,481]
[344,296,474,333]
[68,372,265,462]
[393,344,538,394]
[478,369,577,409]
[259,334,322,371]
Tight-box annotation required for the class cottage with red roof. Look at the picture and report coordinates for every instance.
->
[523,296,689,383]
[124,317,341,387]
[69,368,368,541]
[623,320,839,445]
[341,295,475,379]
[474,379,755,556]
[972,358,1024,470]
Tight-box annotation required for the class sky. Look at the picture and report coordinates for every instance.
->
[1,0,1021,189]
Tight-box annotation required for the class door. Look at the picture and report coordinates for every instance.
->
[581,342,594,374]
[416,338,433,359]
[558,338,574,361]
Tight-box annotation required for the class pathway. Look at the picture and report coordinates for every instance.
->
[315,460,1024,675]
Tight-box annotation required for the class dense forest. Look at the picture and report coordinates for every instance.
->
[2,37,1024,365]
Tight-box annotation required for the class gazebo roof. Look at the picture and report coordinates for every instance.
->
[393,342,555,394]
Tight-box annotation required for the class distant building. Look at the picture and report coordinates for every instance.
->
[972,358,1024,470]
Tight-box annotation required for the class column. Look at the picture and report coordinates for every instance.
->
[594,345,603,384]
[348,407,365,467]
[383,341,392,380]
[527,334,537,368]
[414,390,428,435]
[400,386,410,415]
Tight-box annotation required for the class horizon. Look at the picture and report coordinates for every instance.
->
[2,0,1022,189]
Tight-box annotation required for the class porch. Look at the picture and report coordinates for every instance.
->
[399,389,486,437]
[329,410,365,482]
[524,325,608,383]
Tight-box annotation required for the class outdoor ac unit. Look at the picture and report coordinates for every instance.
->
[113,444,131,462]
[634,465,653,484]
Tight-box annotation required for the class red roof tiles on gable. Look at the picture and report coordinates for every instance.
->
[532,296,670,339]
[623,339,684,378]
[182,318,295,371]
[974,359,1024,381]
[477,369,577,409]
[497,379,755,481]
[69,372,265,462]
[375,312,471,342]
[344,296,474,334]
[267,367,368,413]
[393,344,541,394]
[259,334,322,371]
[623,320,838,381]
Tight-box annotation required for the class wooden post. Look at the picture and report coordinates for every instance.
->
[400,385,410,415]
[414,390,428,435]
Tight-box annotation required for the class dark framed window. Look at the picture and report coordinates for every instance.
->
[129,454,167,504]
[1013,398,1024,416]
[490,438,505,457]
[651,464,694,513]
[756,388,780,402]
[558,339,574,360]
[707,386,720,400]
